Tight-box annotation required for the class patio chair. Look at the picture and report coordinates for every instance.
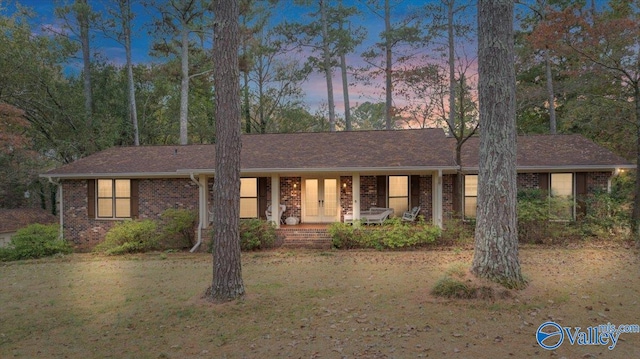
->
[361,207,394,225]
[266,204,286,224]
[401,206,421,222]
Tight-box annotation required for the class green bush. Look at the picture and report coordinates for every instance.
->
[329,217,440,250]
[239,219,277,250]
[441,216,475,244]
[0,224,71,261]
[94,220,158,255]
[581,190,631,238]
[160,208,197,247]
[431,276,476,299]
[328,221,360,249]
[207,220,277,252]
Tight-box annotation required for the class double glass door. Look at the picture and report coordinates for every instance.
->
[303,178,338,223]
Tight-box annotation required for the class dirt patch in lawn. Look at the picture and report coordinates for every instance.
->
[1,247,639,358]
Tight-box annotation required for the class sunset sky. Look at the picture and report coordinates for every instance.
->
[8,0,554,117]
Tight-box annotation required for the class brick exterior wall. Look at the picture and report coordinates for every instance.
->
[442,174,455,218]
[360,176,378,210]
[420,175,433,221]
[62,178,198,250]
[61,171,614,250]
[517,173,539,190]
[280,177,301,220]
[587,172,610,192]
[340,176,353,222]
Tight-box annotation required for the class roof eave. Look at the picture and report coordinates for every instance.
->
[460,164,636,172]
[39,172,191,180]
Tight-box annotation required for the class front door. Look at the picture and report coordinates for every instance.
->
[303,178,339,223]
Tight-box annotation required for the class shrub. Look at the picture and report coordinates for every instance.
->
[0,224,71,261]
[329,217,440,250]
[239,219,277,250]
[94,220,158,255]
[441,216,475,244]
[328,222,360,249]
[431,276,477,299]
[160,208,197,248]
[581,190,631,238]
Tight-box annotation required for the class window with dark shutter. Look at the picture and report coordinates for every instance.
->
[376,176,387,208]
[95,179,133,219]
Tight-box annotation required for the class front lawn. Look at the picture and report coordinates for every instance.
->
[1,248,639,358]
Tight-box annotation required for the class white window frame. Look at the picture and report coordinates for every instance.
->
[388,175,409,217]
[464,174,478,219]
[240,178,258,219]
[549,173,575,221]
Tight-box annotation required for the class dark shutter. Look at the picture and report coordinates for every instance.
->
[258,177,268,220]
[452,174,461,214]
[410,175,421,209]
[539,173,549,193]
[130,179,139,219]
[575,172,587,217]
[376,176,387,208]
[87,179,95,218]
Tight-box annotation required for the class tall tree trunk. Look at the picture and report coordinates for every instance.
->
[77,0,92,120]
[340,52,351,131]
[179,24,190,145]
[243,69,251,133]
[633,84,640,245]
[320,0,336,131]
[340,42,351,130]
[447,0,456,133]
[471,0,525,289]
[384,0,393,130]
[544,49,556,134]
[122,0,139,146]
[207,0,245,303]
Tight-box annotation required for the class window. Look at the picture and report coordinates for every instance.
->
[240,178,258,218]
[388,176,409,217]
[550,173,574,220]
[97,179,131,218]
[464,175,478,218]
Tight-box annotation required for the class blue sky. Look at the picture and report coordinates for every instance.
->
[8,0,609,115]
[6,0,462,113]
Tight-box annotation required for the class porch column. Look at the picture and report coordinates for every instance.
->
[352,173,360,223]
[199,176,209,229]
[432,170,443,228]
[271,175,280,228]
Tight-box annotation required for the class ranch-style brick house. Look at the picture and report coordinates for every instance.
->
[41,128,634,251]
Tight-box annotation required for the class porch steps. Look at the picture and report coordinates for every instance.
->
[277,228,332,249]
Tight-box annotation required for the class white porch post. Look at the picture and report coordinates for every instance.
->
[432,170,443,228]
[352,173,360,223]
[271,175,280,228]
[200,176,208,228]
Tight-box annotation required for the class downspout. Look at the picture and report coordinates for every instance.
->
[46,176,63,239]
[189,172,204,252]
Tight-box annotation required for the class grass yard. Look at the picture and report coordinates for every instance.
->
[1,247,639,358]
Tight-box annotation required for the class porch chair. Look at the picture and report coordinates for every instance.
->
[361,207,394,225]
[266,204,286,224]
[401,206,421,222]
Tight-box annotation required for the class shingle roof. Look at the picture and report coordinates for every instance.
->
[0,208,57,234]
[460,134,633,170]
[42,129,633,178]
[43,129,457,177]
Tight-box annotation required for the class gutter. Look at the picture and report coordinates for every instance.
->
[45,176,63,240]
[189,173,204,253]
